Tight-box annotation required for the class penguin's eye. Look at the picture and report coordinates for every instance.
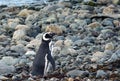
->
[45,34,52,38]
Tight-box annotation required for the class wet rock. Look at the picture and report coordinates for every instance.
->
[66,70,89,78]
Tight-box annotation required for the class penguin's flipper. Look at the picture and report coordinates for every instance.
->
[47,52,55,70]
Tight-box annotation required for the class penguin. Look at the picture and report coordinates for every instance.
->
[31,32,56,77]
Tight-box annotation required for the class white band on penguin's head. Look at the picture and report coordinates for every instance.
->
[43,33,50,41]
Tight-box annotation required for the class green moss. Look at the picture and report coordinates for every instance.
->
[84,1,97,6]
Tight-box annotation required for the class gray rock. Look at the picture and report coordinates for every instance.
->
[65,35,80,42]
[107,49,120,63]
[66,70,89,78]
[73,40,89,47]
[0,46,5,55]
[75,56,82,64]
[69,23,80,32]
[45,15,57,23]
[97,29,114,40]
[0,26,6,35]
[25,50,36,56]
[102,18,114,26]
[98,50,113,63]
[0,35,11,46]
[60,47,77,55]
[65,15,76,23]
[0,62,15,75]
[0,56,19,66]
[7,18,20,29]
[96,70,107,78]
[91,51,105,62]
[25,13,38,25]
[10,44,26,55]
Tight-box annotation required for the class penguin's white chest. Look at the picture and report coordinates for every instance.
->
[44,54,48,75]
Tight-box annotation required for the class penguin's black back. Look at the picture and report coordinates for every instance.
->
[31,40,50,76]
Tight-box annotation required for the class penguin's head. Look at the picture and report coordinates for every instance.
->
[42,32,56,42]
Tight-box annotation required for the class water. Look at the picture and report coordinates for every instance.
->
[0,0,48,6]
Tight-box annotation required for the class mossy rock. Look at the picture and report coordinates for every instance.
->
[112,0,120,5]
[84,1,97,6]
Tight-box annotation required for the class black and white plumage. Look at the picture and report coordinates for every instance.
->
[31,32,55,77]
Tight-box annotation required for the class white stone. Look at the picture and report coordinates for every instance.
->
[12,30,26,41]
[25,50,36,56]
[64,39,73,47]
[91,51,105,62]
[105,42,114,50]
[0,75,8,80]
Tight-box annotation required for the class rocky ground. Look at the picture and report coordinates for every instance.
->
[0,0,120,81]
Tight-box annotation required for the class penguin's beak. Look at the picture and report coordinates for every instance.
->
[49,32,56,38]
